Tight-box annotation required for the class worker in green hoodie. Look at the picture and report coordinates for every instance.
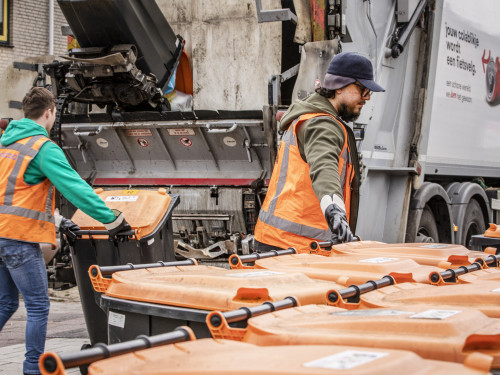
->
[0,87,130,375]
[254,52,385,252]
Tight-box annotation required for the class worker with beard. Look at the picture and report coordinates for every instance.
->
[254,52,385,252]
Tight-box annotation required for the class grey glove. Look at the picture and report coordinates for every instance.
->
[324,203,354,243]
[104,209,132,241]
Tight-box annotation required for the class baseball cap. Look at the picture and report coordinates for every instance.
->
[323,52,385,92]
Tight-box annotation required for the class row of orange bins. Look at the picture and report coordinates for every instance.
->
[40,240,500,374]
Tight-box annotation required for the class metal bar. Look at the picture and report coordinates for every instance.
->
[243,126,264,170]
[255,0,297,24]
[328,276,394,303]
[209,297,298,327]
[230,248,296,267]
[91,259,196,277]
[41,328,192,371]
[63,119,264,129]
[173,214,231,221]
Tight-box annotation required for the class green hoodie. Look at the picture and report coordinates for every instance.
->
[0,118,116,224]
[279,93,360,230]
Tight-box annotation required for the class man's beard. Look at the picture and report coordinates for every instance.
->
[338,103,361,122]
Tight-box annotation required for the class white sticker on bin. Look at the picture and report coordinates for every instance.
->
[420,244,450,249]
[492,287,500,293]
[409,309,461,320]
[108,311,125,328]
[227,271,283,278]
[359,257,399,263]
[105,196,138,202]
[331,309,412,317]
[304,350,388,370]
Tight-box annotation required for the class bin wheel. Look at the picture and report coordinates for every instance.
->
[461,199,486,248]
[79,343,92,375]
[416,205,439,243]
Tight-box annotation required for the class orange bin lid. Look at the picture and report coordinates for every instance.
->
[71,188,172,240]
[485,223,500,238]
[101,265,343,310]
[360,281,500,318]
[243,303,500,367]
[86,339,493,375]
[254,253,442,285]
[329,241,489,268]
[458,268,500,283]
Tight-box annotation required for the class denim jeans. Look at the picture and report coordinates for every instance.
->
[0,238,49,375]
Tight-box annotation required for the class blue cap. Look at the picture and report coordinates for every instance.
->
[324,52,385,92]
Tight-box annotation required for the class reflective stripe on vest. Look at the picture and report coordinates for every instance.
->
[257,112,353,243]
[0,135,55,244]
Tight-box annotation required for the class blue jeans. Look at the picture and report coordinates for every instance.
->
[0,238,49,375]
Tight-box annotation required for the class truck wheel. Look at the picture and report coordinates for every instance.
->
[461,199,486,247]
[416,206,439,243]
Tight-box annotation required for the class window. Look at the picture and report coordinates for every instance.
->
[0,0,9,44]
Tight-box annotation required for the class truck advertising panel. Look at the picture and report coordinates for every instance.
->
[424,0,500,176]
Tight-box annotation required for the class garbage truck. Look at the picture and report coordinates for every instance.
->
[2,0,500,262]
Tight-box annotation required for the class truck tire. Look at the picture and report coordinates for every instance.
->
[416,205,439,243]
[461,199,486,248]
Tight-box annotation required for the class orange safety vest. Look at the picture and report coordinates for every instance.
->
[0,135,56,246]
[254,113,355,251]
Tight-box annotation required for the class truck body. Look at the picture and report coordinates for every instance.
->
[2,0,499,259]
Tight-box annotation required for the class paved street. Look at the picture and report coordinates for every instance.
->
[0,287,89,375]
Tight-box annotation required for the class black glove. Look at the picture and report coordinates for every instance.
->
[105,209,132,242]
[59,218,80,242]
[324,203,354,243]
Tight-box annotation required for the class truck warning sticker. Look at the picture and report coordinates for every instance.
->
[168,128,195,136]
[96,138,109,148]
[223,136,237,147]
[137,138,149,147]
[409,309,461,320]
[359,257,399,264]
[105,196,139,202]
[303,350,388,370]
[180,137,193,147]
[126,129,152,137]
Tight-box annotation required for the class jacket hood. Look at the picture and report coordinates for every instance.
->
[0,118,49,146]
[279,93,339,131]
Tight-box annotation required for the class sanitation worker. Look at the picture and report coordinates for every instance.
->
[254,52,385,252]
[0,87,131,375]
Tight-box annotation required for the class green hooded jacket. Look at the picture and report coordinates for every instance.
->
[279,93,360,230]
[0,118,116,224]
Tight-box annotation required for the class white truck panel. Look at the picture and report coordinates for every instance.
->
[422,0,500,177]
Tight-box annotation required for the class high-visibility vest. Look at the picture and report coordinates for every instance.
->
[254,112,355,251]
[0,135,56,246]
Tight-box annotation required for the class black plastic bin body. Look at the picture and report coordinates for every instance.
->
[70,194,179,345]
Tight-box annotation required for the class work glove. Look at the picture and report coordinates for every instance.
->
[324,203,354,244]
[104,209,132,242]
[59,217,80,243]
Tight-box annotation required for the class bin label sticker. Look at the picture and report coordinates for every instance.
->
[147,238,155,246]
[105,196,139,202]
[122,190,139,194]
[227,271,283,278]
[126,129,152,137]
[303,350,388,370]
[331,309,412,317]
[180,137,193,147]
[409,309,462,320]
[359,257,399,264]
[420,244,450,249]
[108,311,125,328]
[223,136,237,147]
[168,128,195,136]
[96,138,109,148]
[492,287,500,293]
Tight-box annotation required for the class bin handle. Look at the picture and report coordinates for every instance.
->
[39,327,196,374]
[205,123,237,133]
